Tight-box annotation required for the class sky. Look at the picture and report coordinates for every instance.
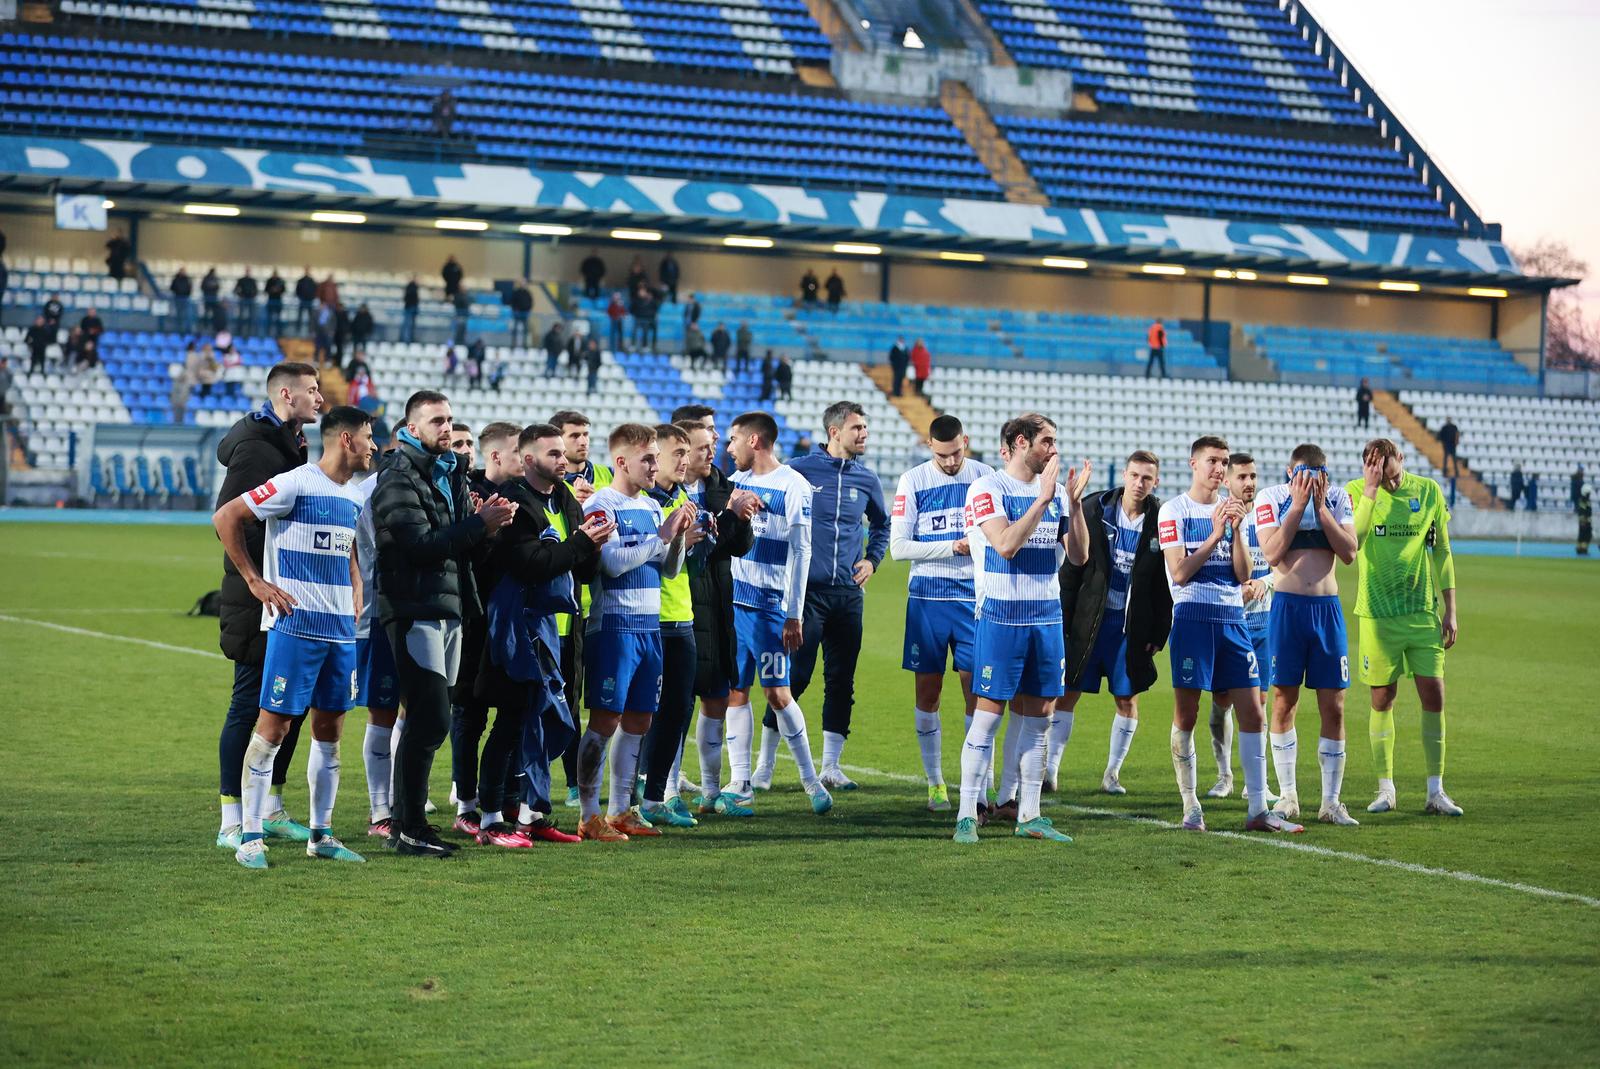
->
[1305,0,1600,307]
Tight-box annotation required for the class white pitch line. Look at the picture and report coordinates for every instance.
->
[779,754,1600,909]
[0,613,228,661]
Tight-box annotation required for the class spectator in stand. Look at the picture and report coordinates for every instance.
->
[105,230,132,280]
[170,268,194,333]
[72,333,99,374]
[401,275,420,343]
[443,344,460,383]
[1438,416,1461,478]
[316,273,340,310]
[1509,461,1525,510]
[824,269,845,312]
[542,320,566,378]
[710,322,731,369]
[210,293,230,333]
[1577,483,1593,556]
[1573,464,1587,509]
[312,301,334,365]
[775,353,794,401]
[735,321,753,372]
[580,250,606,299]
[343,348,370,384]
[910,336,931,396]
[352,303,375,351]
[452,287,471,345]
[0,357,12,418]
[1145,317,1168,379]
[467,337,486,390]
[606,290,627,353]
[566,328,584,379]
[442,255,463,300]
[169,362,193,424]
[800,268,820,307]
[233,268,259,338]
[26,315,52,374]
[186,338,221,398]
[42,292,64,333]
[887,335,909,397]
[294,266,317,333]
[684,320,708,369]
[489,357,508,393]
[264,270,286,336]
[509,279,533,347]
[631,281,658,352]
[0,226,7,305]
[430,89,457,137]
[1356,377,1373,428]
[1526,472,1540,513]
[760,349,776,401]
[659,251,680,304]
[583,336,602,395]
[200,268,221,324]
[683,292,702,330]
[333,302,351,365]
[626,255,648,297]
[346,363,375,408]
[80,306,105,345]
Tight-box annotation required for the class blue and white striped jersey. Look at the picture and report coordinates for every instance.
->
[1241,503,1273,624]
[243,462,364,643]
[1103,503,1145,612]
[1253,482,1355,543]
[1157,492,1243,623]
[730,464,813,619]
[891,458,993,601]
[584,485,669,634]
[964,470,1068,626]
[353,470,381,640]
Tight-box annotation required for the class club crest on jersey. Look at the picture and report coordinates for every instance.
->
[271,675,287,704]
[1148,537,1160,553]
[1182,657,1195,671]
[910,644,921,658]
[847,487,858,502]
[981,665,993,681]
[1408,498,1422,513]
[601,676,617,696]
[1045,500,1060,520]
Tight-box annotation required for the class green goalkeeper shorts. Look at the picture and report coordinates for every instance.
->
[1357,611,1446,685]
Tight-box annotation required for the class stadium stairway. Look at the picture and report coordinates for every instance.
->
[941,81,1048,206]
[863,363,938,438]
[1372,389,1499,511]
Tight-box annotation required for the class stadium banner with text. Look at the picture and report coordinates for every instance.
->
[0,135,1520,276]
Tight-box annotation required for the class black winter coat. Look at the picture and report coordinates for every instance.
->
[1059,488,1173,696]
[372,439,487,625]
[690,466,754,687]
[214,407,307,663]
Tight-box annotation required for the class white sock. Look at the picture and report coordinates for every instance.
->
[696,716,725,799]
[1106,714,1138,776]
[518,802,537,824]
[363,722,393,821]
[1239,730,1267,816]
[266,786,286,818]
[577,728,607,820]
[389,716,405,801]
[1045,709,1074,779]
[1427,774,1442,796]
[456,794,478,816]
[958,711,1002,821]
[822,730,845,772]
[480,808,502,828]
[725,704,752,790]
[998,713,1023,804]
[241,732,281,836]
[1016,716,1049,822]
[607,731,645,818]
[1170,726,1197,810]
[220,799,242,832]
[757,724,780,774]
[1208,702,1233,779]
[307,739,340,831]
[773,701,821,793]
[1317,736,1346,807]
[1271,728,1299,796]
[914,709,943,785]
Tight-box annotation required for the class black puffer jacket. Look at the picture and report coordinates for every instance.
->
[372,438,487,626]
[690,465,754,686]
[214,405,307,664]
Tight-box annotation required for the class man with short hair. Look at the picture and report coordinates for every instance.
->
[1437,417,1461,478]
[1053,449,1172,796]
[509,280,533,348]
[264,270,286,336]
[754,401,890,791]
[1345,439,1461,816]
[1158,436,1301,834]
[890,414,994,811]
[212,362,324,850]
[723,411,833,815]
[373,391,517,857]
[574,423,696,841]
[171,268,195,334]
[1145,318,1167,379]
[354,452,401,838]
[212,405,377,868]
[294,267,317,334]
[953,414,1089,844]
[234,269,259,338]
[1257,443,1359,825]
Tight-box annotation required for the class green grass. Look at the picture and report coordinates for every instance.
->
[1,522,1597,1066]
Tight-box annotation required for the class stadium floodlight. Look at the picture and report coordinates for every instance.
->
[435,218,488,231]
[310,211,366,225]
[724,235,775,248]
[1286,274,1329,286]
[939,251,986,263]
[1468,287,1509,298]
[1141,263,1185,276]
[183,203,240,217]
[833,242,882,255]
[611,228,662,241]
[1233,269,1258,280]
[1379,280,1422,292]
[521,223,574,236]
[1041,257,1087,269]
[102,199,115,209]
[1214,268,1235,279]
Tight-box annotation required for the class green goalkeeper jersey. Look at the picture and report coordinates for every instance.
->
[1345,471,1455,618]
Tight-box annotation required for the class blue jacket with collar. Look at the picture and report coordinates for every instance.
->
[787,450,891,588]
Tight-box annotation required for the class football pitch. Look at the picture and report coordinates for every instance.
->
[1,521,1597,1066]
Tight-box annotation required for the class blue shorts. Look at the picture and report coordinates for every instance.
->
[260,629,357,717]
[1245,618,1272,693]
[734,604,790,689]
[903,598,976,674]
[973,617,1066,703]
[585,630,664,714]
[355,628,399,710]
[1069,609,1134,696]
[1169,615,1260,693]
[1269,593,1350,690]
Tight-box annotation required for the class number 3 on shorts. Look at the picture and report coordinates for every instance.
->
[760,651,787,682]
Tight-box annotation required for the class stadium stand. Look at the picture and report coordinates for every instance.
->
[97,330,284,426]
[2,255,157,326]
[1246,324,1536,392]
